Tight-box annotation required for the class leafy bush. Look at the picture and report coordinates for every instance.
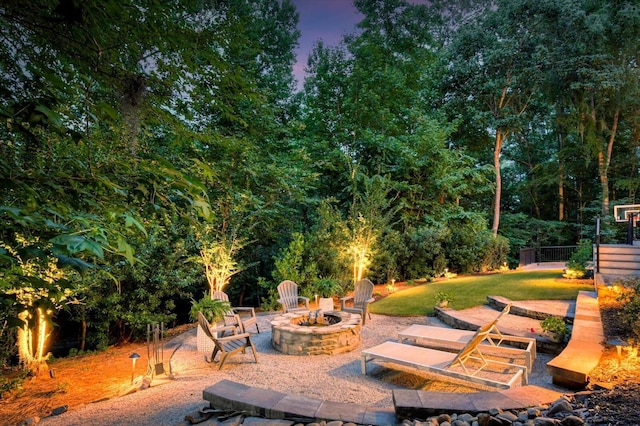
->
[369,229,403,283]
[564,239,592,279]
[400,225,447,280]
[258,277,282,312]
[0,370,27,398]
[480,234,510,271]
[443,212,499,273]
[271,232,318,296]
[310,278,343,298]
[435,292,453,306]
[540,317,569,337]
[189,298,230,323]
[0,316,17,368]
[616,276,640,342]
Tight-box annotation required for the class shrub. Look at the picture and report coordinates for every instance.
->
[435,292,453,306]
[540,317,569,336]
[480,234,510,272]
[564,239,592,279]
[189,298,230,323]
[0,321,16,368]
[258,277,281,312]
[310,278,343,298]
[385,283,398,293]
[0,370,27,398]
[272,232,319,297]
[401,225,447,280]
[443,212,492,273]
[616,276,640,342]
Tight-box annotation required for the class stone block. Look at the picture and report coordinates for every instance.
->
[316,400,365,424]
[269,394,322,420]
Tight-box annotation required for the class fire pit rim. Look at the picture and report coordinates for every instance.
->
[270,310,361,336]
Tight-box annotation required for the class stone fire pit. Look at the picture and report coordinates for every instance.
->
[270,310,361,355]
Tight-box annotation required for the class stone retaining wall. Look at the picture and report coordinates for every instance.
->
[270,311,361,355]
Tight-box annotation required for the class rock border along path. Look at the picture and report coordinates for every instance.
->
[201,379,563,425]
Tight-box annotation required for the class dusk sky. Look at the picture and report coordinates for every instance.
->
[291,0,363,88]
[290,0,429,89]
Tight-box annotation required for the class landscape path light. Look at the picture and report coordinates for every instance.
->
[129,352,140,384]
[607,338,630,367]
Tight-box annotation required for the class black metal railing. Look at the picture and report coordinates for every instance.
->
[519,245,578,267]
[519,247,536,267]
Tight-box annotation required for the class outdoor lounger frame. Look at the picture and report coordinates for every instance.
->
[361,305,529,389]
[397,325,536,372]
[397,316,537,372]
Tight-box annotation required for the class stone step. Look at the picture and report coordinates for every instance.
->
[487,296,575,323]
[597,267,640,276]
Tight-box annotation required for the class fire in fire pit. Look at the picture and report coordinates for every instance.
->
[295,310,341,327]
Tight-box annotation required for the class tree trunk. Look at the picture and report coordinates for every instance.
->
[491,130,504,237]
[599,107,619,216]
[558,132,565,221]
[79,305,86,351]
[80,320,87,352]
[17,309,50,374]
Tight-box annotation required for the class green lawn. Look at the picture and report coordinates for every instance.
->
[369,269,594,316]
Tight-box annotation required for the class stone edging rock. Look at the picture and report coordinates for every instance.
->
[183,391,616,425]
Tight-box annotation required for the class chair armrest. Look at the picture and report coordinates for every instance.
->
[215,324,239,335]
[365,297,375,304]
[216,332,250,343]
[233,307,256,316]
[298,296,309,302]
[340,296,354,310]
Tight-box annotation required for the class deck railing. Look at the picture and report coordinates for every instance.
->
[519,245,578,267]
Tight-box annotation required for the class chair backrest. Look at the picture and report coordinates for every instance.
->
[213,291,230,302]
[197,311,216,341]
[213,290,243,329]
[277,280,300,309]
[496,303,511,320]
[213,291,234,315]
[446,303,512,369]
[353,279,374,307]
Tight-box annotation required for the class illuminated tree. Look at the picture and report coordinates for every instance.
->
[346,214,377,284]
[1,234,80,372]
[342,172,398,284]
[194,223,246,298]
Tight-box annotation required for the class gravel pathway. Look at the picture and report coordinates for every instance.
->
[40,305,571,426]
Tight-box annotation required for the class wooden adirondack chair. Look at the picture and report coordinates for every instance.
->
[213,290,260,334]
[197,312,258,370]
[340,278,375,325]
[277,280,309,314]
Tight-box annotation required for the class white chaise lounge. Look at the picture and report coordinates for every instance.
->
[361,312,529,389]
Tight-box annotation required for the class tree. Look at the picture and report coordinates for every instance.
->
[342,172,399,283]
[196,224,245,298]
[0,0,236,363]
[443,0,552,236]
[542,0,640,217]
